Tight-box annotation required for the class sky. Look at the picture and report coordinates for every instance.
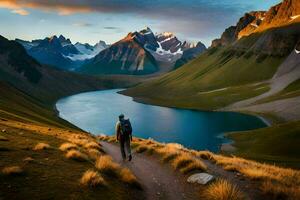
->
[0,0,281,47]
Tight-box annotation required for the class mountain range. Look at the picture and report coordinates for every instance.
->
[16,28,206,75]
[122,0,300,164]
[79,27,206,75]
[16,35,109,70]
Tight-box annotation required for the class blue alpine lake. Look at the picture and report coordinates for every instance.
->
[56,89,267,152]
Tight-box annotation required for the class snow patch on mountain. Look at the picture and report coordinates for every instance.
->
[72,41,108,61]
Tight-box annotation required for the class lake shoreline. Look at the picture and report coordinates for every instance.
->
[56,88,268,153]
[118,90,273,154]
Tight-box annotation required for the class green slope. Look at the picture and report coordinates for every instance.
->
[123,46,283,110]
[227,120,300,168]
[0,35,144,129]
[123,24,300,110]
[122,24,300,166]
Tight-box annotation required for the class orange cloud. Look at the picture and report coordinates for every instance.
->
[0,0,94,15]
[11,8,29,15]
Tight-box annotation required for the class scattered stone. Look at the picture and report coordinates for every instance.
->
[187,173,215,185]
[1,129,6,133]
[23,157,34,162]
[48,128,51,131]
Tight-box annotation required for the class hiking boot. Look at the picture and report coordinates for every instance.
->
[128,155,132,161]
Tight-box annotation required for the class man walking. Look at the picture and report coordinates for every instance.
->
[115,114,133,161]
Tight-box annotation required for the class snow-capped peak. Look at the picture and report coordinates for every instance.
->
[139,27,154,35]
[159,32,175,37]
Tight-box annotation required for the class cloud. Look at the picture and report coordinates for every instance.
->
[103,26,119,30]
[0,0,279,44]
[73,22,93,27]
[0,0,94,15]
[11,8,29,15]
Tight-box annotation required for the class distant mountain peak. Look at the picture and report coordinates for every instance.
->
[158,32,175,37]
[49,35,58,41]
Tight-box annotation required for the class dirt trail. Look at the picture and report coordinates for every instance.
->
[101,142,201,200]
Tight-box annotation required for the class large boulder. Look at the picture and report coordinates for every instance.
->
[187,173,215,185]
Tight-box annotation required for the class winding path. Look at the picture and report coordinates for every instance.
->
[101,141,201,200]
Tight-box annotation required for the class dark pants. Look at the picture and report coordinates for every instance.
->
[119,136,131,159]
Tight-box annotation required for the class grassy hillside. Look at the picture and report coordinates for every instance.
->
[122,24,300,165]
[123,23,300,111]
[123,46,283,110]
[227,120,300,168]
[0,35,146,129]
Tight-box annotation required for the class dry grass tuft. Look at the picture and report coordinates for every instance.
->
[193,150,214,160]
[135,145,150,153]
[172,153,194,170]
[162,152,180,163]
[261,181,300,200]
[84,142,102,150]
[59,143,77,151]
[33,142,50,151]
[87,148,102,161]
[70,138,90,147]
[203,179,245,200]
[80,169,106,187]
[213,154,300,199]
[95,155,120,175]
[2,166,23,176]
[65,150,88,161]
[107,137,117,143]
[180,159,207,174]
[119,168,141,188]
[130,142,140,149]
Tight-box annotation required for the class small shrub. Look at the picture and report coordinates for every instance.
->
[84,142,102,150]
[261,181,300,200]
[33,142,50,151]
[130,142,140,149]
[203,179,245,200]
[162,152,180,163]
[135,145,149,153]
[196,151,214,160]
[107,137,117,143]
[172,153,194,170]
[65,150,88,161]
[71,138,90,147]
[59,143,77,151]
[87,149,102,161]
[119,168,141,188]
[2,166,23,176]
[180,159,207,174]
[80,170,106,187]
[239,167,269,180]
[95,155,120,175]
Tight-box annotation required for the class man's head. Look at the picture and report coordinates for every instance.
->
[119,114,125,121]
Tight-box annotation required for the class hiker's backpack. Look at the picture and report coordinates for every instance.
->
[120,119,132,137]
